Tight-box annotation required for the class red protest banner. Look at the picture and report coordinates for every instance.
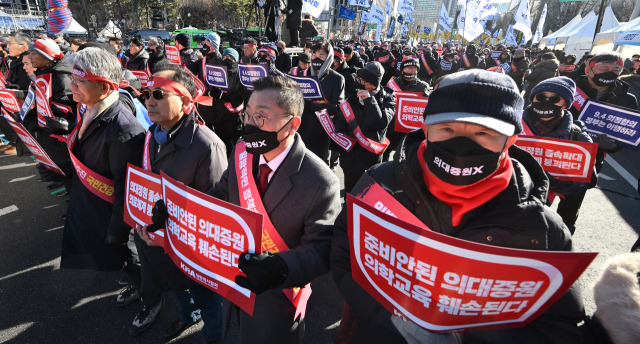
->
[130,70,150,87]
[515,136,598,183]
[1,109,65,175]
[161,172,263,315]
[124,164,164,246]
[394,96,428,133]
[348,195,597,332]
[0,89,22,113]
[165,45,181,65]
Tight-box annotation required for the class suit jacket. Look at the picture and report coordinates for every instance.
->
[207,133,341,343]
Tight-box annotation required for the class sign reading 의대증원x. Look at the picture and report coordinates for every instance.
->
[348,195,597,332]
[578,99,640,149]
[394,96,428,133]
[285,75,324,100]
[204,65,229,91]
[238,64,268,90]
[165,45,181,65]
[160,172,263,315]
[124,164,164,246]
[515,136,598,183]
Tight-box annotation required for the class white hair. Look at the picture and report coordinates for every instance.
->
[65,47,122,85]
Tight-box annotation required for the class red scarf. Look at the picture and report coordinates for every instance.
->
[417,141,513,226]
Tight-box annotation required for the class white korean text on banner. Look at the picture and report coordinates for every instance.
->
[124,164,164,246]
[515,136,598,183]
[578,99,640,149]
[348,195,597,332]
[161,172,263,315]
[238,64,268,90]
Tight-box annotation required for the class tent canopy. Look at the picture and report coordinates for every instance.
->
[539,14,583,48]
[558,6,620,57]
[62,17,87,36]
[591,16,640,54]
[99,20,122,38]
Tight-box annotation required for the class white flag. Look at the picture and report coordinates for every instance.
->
[369,4,385,25]
[438,3,452,32]
[505,25,517,46]
[386,0,392,16]
[457,0,494,41]
[302,0,329,18]
[350,0,370,8]
[532,4,547,45]
[512,0,532,42]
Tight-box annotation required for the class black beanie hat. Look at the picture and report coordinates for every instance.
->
[357,61,384,88]
[175,33,191,48]
[400,56,420,71]
[423,69,524,136]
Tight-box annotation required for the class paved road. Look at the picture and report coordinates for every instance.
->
[0,144,639,343]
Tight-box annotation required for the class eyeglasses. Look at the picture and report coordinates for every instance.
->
[141,89,179,101]
[535,93,562,104]
[242,110,292,128]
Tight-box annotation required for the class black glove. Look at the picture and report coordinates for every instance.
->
[44,116,72,135]
[595,133,618,151]
[105,233,127,246]
[207,86,223,99]
[235,252,288,294]
[3,84,19,89]
[147,199,167,232]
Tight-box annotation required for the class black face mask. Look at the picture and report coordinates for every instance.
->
[425,136,502,186]
[402,72,417,82]
[278,47,284,53]
[222,59,237,73]
[530,101,562,119]
[311,57,324,72]
[258,58,270,68]
[467,50,475,56]
[355,81,365,91]
[242,118,292,155]
[591,71,618,87]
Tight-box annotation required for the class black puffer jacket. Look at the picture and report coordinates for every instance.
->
[148,47,167,74]
[180,47,201,75]
[347,52,365,69]
[7,51,30,90]
[125,48,149,72]
[331,129,584,344]
[523,59,560,102]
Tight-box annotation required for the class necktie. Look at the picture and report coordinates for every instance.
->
[257,164,272,197]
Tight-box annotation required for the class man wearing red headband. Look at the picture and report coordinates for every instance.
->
[25,38,77,191]
[60,47,146,273]
[131,65,228,342]
[569,52,638,173]
[241,37,259,64]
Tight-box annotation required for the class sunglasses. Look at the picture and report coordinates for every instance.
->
[535,94,562,104]
[141,89,179,100]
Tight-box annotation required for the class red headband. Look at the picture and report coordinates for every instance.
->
[72,67,119,90]
[32,40,64,60]
[334,51,344,59]
[259,47,277,57]
[144,76,193,102]
[589,59,624,68]
[244,43,256,49]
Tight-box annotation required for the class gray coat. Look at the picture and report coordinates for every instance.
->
[207,134,341,343]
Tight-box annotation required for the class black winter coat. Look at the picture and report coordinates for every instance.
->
[335,62,358,99]
[7,52,30,90]
[61,97,146,271]
[331,130,584,344]
[524,59,560,101]
[148,48,167,74]
[569,76,639,120]
[507,57,530,90]
[347,52,365,69]
[180,48,201,75]
[125,49,149,72]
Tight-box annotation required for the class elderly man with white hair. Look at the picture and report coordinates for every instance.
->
[60,47,146,272]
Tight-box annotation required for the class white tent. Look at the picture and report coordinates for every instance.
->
[539,14,583,49]
[546,12,596,51]
[61,17,88,36]
[99,20,122,38]
[591,16,640,55]
[560,6,619,57]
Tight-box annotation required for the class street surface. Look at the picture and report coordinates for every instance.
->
[0,145,638,343]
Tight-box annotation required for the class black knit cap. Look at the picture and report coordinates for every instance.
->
[423,69,524,136]
[357,61,384,88]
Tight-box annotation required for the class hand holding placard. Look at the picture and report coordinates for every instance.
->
[235,252,289,294]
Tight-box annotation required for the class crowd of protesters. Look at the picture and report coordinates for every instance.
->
[0,28,639,344]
